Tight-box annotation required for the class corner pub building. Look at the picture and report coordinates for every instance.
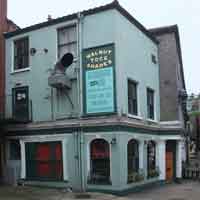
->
[2,0,185,194]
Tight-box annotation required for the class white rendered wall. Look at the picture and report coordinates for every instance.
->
[176,140,182,178]
[157,140,166,180]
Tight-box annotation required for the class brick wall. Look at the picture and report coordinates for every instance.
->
[0,0,7,117]
[0,0,18,118]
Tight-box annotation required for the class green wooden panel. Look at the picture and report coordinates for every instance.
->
[12,86,29,122]
[25,142,63,181]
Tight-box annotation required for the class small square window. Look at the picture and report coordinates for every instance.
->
[151,54,157,64]
[14,37,29,70]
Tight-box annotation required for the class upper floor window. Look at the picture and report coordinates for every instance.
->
[57,25,77,59]
[14,37,29,70]
[147,88,155,120]
[128,80,138,116]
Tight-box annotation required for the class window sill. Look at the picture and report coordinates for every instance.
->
[127,114,143,120]
[146,118,158,123]
[11,67,31,74]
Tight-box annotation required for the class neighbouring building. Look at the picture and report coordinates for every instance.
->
[3,0,185,193]
[150,25,188,162]
[0,0,19,182]
[187,95,200,154]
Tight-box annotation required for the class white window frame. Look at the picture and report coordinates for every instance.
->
[127,78,142,120]
[12,36,30,73]
[57,24,77,62]
[146,87,157,122]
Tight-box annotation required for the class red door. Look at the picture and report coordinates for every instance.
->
[166,152,173,181]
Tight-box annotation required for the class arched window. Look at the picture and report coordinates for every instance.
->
[89,139,110,184]
[127,139,139,182]
[147,141,156,178]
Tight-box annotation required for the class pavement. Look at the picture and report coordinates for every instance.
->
[0,181,199,200]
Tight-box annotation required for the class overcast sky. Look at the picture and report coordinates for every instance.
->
[8,0,200,94]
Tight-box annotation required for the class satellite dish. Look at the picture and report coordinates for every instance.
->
[61,53,74,68]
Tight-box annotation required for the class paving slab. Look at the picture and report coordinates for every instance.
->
[127,181,200,200]
[0,181,199,200]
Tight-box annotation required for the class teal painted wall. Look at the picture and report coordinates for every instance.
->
[82,10,116,49]
[115,12,160,121]
[82,131,159,191]
[5,20,79,122]
[5,8,159,123]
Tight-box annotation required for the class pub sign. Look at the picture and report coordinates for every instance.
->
[82,43,116,115]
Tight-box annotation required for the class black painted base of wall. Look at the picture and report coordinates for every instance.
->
[18,179,69,189]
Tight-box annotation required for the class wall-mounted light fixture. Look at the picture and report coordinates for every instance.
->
[144,140,148,145]
[111,137,117,145]
[30,48,36,56]
[44,48,48,53]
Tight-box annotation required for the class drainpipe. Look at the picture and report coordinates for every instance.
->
[77,12,83,117]
[77,12,85,192]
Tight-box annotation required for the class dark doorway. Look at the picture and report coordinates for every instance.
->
[12,86,29,122]
[166,140,176,181]
[89,139,110,184]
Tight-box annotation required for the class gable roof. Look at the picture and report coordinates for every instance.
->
[149,25,186,90]
[4,0,158,44]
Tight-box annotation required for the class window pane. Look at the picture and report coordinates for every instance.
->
[13,86,29,122]
[58,43,77,59]
[128,80,138,115]
[14,37,29,70]
[147,89,154,119]
[127,139,139,173]
[58,26,76,45]
[89,139,110,184]
[147,141,157,178]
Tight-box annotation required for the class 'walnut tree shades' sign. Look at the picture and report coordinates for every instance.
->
[83,44,116,115]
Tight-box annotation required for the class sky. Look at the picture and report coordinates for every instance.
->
[7,0,200,94]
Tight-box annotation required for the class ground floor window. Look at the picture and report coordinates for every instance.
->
[9,139,21,160]
[127,139,140,183]
[147,141,158,178]
[89,139,110,184]
[25,141,63,181]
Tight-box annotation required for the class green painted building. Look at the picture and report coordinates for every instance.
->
[3,1,185,193]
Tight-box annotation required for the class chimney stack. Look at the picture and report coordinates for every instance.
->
[47,14,53,21]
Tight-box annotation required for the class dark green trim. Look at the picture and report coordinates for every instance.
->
[86,180,166,196]
[82,43,117,116]
[4,1,158,44]
[18,179,69,189]
[5,123,182,137]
